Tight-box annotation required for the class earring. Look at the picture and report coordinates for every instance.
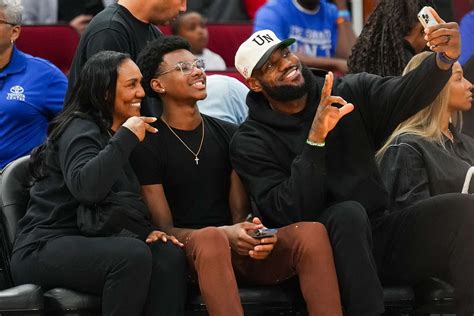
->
[160,89,166,93]
[10,39,14,44]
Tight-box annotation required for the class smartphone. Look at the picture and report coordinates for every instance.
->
[248,228,278,239]
[417,6,438,28]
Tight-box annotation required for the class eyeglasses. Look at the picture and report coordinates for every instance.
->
[156,59,206,76]
[0,19,16,26]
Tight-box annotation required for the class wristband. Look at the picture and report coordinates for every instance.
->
[306,139,325,147]
[337,10,351,18]
[437,52,458,65]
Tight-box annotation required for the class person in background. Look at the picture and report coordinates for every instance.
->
[133,35,343,316]
[22,0,116,35]
[171,11,226,70]
[0,0,67,171]
[66,0,187,118]
[187,0,249,23]
[348,0,433,76]
[254,0,356,73]
[197,74,249,125]
[378,52,474,208]
[459,0,473,65]
[10,51,187,316]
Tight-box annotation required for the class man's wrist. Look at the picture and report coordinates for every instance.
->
[306,139,325,147]
[436,52,458,65]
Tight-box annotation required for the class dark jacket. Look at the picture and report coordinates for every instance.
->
[13,117,141,253]
[230,54,451,228]
[378,126,474,211]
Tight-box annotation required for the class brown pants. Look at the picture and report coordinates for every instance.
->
[177,222,342,316]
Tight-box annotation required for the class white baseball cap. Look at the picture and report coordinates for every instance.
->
[235,29,295,79]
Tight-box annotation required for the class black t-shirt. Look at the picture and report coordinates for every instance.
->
[57,0,104,22]
[131,115,237,229]
[67,3,161,100]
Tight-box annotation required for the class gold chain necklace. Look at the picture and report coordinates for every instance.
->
[161,118,205,165]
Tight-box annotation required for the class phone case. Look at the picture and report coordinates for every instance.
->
[418,7,438,28]
[248,228,278,239]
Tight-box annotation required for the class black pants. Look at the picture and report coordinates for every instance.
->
[317,201,385,316]
[373,193,474,315]
[11,235,187,316]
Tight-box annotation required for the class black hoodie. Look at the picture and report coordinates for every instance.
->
[230,54,452,228]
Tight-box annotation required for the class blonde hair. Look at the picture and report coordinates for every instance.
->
[376,51,461,161]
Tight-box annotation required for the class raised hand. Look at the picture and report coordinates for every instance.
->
[424,7,461,62]
[308,71,354,143]
[122,116,158,141]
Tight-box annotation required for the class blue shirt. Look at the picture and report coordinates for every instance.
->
[197,75,249,125]
[254,0,338,58]
[460,10,474,65]
[0,47,67,169]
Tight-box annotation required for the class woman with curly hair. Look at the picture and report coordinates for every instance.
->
[347,0,433,76]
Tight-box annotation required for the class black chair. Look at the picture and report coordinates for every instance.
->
[0,155,453,316]
[0,156,101,315]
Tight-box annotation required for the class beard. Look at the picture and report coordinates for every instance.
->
[260,66,313,102]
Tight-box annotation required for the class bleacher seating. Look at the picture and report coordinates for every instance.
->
[16,25,79,74]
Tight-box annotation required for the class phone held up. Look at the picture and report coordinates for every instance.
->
[417,6,438,28]
[248,228,278,239]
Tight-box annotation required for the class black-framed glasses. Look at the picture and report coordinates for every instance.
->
[0,19,16,26]
[156,59,206,76]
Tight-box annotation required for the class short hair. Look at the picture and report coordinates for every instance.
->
[170,11,202,35]
[136,36,191,97]
[0,0,22,25]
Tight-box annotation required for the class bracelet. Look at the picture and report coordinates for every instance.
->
[437,52,458,65]
[306,139,325,147]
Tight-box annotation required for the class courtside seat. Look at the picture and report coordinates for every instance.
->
[0,284,43,315]
[16,25,80,74]
[0,156,101,316]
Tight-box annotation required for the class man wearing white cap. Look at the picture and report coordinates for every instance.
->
[230,25,474,315]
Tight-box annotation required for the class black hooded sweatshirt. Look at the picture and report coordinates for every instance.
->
[230,54,452,228]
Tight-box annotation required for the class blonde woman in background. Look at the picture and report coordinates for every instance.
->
[377,51,473,211]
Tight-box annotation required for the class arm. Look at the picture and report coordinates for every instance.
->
[349,53,452,149]
[58,121,139,204]
[333,0,356,59]
[42,65,68,120]
[142,179,268,259]
[378,142,431,210]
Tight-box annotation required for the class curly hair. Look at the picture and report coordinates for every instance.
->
[347,0,433,76]
[136,36,191,98]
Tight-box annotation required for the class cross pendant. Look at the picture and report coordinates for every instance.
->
[194,156,199,165]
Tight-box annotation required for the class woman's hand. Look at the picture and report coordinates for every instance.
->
[123,116,158,141]
[146,230,184,247]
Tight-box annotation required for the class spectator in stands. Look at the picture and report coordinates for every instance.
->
[171,12,226,70]
[10,51,187,316]
[22,0,116,35]
[197,74,249,125]
[348,0,433,76]
[462,56,474,137]
[254,0,356,73]
[230,24,474,315]
[133,36,343,316]
[459,0,473,65]
[0,0,67,170]
[377,52,473,208]
[66,0,187,117]
[187,0,249,23]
